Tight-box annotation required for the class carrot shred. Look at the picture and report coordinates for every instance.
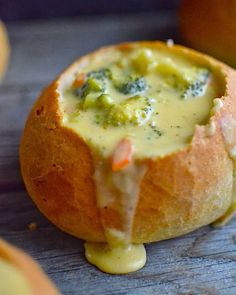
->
[72,73,86,88]
[112,139,134,172]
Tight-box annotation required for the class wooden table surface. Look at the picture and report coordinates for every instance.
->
[1,11,236,295]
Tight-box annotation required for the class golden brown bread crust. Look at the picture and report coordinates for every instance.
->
[0,21,10,80]
[180,0,236,68]
[20,41,236,244]
[0,239,60,295]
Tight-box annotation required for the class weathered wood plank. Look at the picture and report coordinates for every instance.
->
[0,83,42,188]
[1,191,236,294]
[0,83,43,130]
[0,131,23,190]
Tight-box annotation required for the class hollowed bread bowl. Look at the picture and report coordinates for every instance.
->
[0,239,60,294]
[20,41,236,246]
[180,0,236,68]
[0,20,10,80]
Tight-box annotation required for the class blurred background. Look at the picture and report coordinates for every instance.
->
[1,0,180,21]
[0,0,182,87]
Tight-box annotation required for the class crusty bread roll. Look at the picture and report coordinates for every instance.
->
[20,41,236,246]
[180,0,236,68]
[0,21,10,80]
[0,239,60,294]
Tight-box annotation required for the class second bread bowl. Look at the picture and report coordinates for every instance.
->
[20,41,236,273]
[0,20,10,80]
[0,239,60,294]
[180,0,236,68]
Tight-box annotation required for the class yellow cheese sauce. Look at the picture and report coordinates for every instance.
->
[61,47,222,158]
[59,44,224,274]
[85,242,146,274]
[0,258,32,295]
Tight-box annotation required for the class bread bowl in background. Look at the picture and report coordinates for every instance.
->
[20,41,236,273]
[180,0,236,68]
[0,20,10,80]
[0,239,60,295]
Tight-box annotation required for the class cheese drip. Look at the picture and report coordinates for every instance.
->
[85,155,147,274]
[85,242,146,274]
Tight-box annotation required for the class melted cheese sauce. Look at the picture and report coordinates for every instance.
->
[62,49,222,158]
[0,258,32,295]
[89,159,147,274]
[94,159,147,241]
[85,242,146,274]
[59,44,225,274]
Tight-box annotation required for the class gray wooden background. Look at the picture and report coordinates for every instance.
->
[0,11,236,295]
[0,0,180,21]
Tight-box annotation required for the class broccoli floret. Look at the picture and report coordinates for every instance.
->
[132,49,155,74]
[75,77,104,98]
[75,68,112,99]
[116,77,148,95]
[182,69,210,99]
[105,96,153,126]
[87,68,112,80]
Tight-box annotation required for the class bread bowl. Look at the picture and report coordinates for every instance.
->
[20,41,236,273]
[0,20,10,80]
[0,239,60,294]
[180,0,236,68]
